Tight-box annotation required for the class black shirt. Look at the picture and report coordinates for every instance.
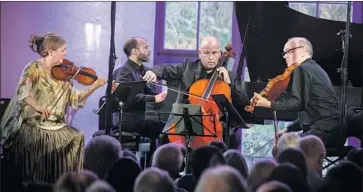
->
[271,58,341,132]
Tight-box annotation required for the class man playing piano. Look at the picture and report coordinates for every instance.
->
[251,37,344,149]
[142,35,250,149]
[113,37,167,139]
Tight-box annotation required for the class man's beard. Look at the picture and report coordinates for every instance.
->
[137,53,149,63]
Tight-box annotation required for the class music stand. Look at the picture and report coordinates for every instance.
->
[97,81,146,143]
[161,103,217,173]
[211,94,250,148]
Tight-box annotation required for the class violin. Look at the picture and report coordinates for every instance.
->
[51,59,99,86]
[49,59,112,111]
[167,44,236,149]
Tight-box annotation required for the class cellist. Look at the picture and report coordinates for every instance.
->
[142,36,250,149]
[250,37,343,149]
[0,32,106,185]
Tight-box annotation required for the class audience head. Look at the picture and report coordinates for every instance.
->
[346,147,362,168]
[298,135,326,174]
[105,157,142,192]
[134,167,176,192]
[53,170,98,192]
[84,135,122,179]
[277,148,308,178]
[256,181,292,192]
[195,165,247,192]
[123,37,150,63]
[86,180,116,192]
[267,163,309,192]
[122,149,138,163]
[248,159,278,192]
[152,143,184,179]
[283,37,313,66]
[209,141,228,153]
[223,149,249,179]
[275,132,300,158]
[319,160,363,192]
[190,145,226,182]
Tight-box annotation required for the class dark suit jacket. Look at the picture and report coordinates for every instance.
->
[152,59,250,122]
[114,59,158,123]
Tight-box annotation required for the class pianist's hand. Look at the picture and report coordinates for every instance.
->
[143,70,157,83]
[154,91,167,103]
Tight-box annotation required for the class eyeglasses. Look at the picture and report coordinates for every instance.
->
[282,46,304,57]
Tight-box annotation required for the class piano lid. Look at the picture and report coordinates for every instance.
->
[235,2,363,87]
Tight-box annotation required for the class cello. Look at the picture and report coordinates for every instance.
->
[167,44,236,149]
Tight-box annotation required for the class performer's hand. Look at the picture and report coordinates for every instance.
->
[111,80,119,93]
[93,77,107,89]
[35,105,51,119]
[277,128,287,138]
[143,70,157,83]
[154,91,167,103]
[251,92,271,108]
[216,67,231,84]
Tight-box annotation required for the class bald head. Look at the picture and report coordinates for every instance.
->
[200,36,220,50]
[123,36,150,64]
[298,135,326,174]
[283,37,313,66]
[198,36,221,70]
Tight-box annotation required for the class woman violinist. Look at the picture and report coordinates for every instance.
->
[143,36,250,149]
[0,32,106,184]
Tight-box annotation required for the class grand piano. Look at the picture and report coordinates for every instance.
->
[234,1,363,123]
[143,2,363,128]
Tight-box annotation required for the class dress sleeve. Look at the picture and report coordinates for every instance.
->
[17,62,40,102]
[68,84,86,109]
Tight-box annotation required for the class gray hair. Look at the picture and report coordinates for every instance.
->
[298,135,325,157]
[195,165,248,192]
[151,143,184,179]
[276,132,300,156]
[84,135,122,179]
[134,167,176,192]
[288,37,313,57]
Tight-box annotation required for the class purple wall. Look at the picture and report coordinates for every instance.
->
[0,2,156,143]
[348,1,362,147]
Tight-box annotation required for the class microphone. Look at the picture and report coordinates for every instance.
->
[118,101,123,108]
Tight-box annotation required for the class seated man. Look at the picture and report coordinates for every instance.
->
[252,37,345,149]
[142,35,250,149]
[113,37,167,139]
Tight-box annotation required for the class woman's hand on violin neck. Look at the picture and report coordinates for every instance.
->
[216,67,231,84]
[92,77,107,89]
[251,92,271,108]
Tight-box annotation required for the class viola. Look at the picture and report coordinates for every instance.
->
[166,44,236,149]
[51,59,99,86]
[244,63,298,113]
[244,63,299,155]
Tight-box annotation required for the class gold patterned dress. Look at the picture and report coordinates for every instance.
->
[1,60,85,184]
